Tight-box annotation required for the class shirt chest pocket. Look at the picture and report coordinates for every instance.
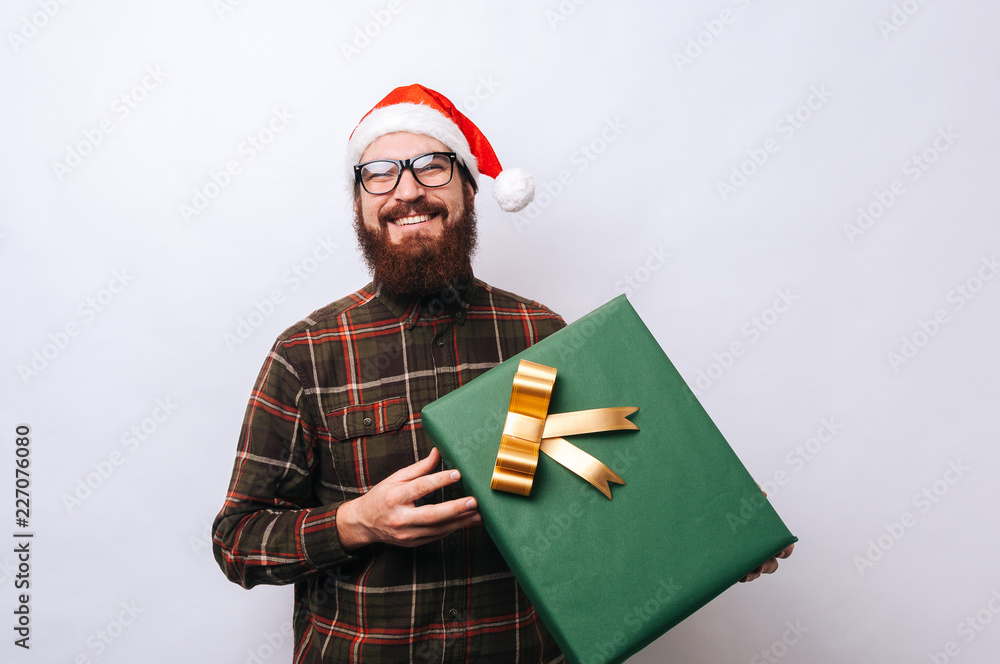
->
[327,397,408,440]
[325,397,413,492]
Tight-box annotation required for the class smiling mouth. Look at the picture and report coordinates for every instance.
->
[392,214,433,226]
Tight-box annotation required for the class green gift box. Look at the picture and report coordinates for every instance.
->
[422,295,797,664]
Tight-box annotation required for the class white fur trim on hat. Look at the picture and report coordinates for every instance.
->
[492,168,534,212]
[346,103,479,187]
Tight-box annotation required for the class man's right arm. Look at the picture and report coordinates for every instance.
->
[212,340,355,589]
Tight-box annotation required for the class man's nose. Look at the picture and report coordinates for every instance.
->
[393,168,425,201]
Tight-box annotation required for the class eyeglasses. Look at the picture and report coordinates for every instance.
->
[354,152,458,195]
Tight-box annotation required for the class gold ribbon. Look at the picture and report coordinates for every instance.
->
[491,360,639,500]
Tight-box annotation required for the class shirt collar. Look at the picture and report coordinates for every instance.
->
[372,272,477,328]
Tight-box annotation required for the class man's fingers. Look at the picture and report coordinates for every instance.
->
[341,448,483,549]
[390,447,442,483]
[740,562,766,582]
[400,467,464,505]
[391,508,482,548]
[406,496,479,527]
[739,552,787,583]
[739,544,794,583]
[396,512,483,548]
[418,508,482,535]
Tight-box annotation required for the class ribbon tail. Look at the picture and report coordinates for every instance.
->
[542,407,639,438]
[539,437,626,500]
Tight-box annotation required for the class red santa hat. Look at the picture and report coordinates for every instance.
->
[347,84,534,212]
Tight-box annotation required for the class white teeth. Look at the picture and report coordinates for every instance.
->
[393,214,431,226]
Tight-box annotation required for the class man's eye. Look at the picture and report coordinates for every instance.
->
[364,165,397,180]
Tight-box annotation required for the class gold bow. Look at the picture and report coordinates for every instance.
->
[490,360,639,499]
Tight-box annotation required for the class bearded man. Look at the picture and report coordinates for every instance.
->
[213,85,567,663]
[213,84,789,664]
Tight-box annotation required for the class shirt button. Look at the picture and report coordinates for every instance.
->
[363,417,373,427]
[435,337,445,347]
[455,310,465,320]
[448,608,459,619]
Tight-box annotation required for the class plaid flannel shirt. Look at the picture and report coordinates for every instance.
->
[213,276,566,663]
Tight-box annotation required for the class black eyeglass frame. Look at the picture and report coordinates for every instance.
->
[353,152,459,195]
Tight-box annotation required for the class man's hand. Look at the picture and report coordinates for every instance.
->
[336,448,481,551]
[740,483,795,582]
[739,543,795,583]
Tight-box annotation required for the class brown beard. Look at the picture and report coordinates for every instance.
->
[353,186,478,296]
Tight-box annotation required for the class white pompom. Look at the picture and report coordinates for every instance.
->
[492,168,534,212]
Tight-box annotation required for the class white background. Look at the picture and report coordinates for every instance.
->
[2,1,998,663]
